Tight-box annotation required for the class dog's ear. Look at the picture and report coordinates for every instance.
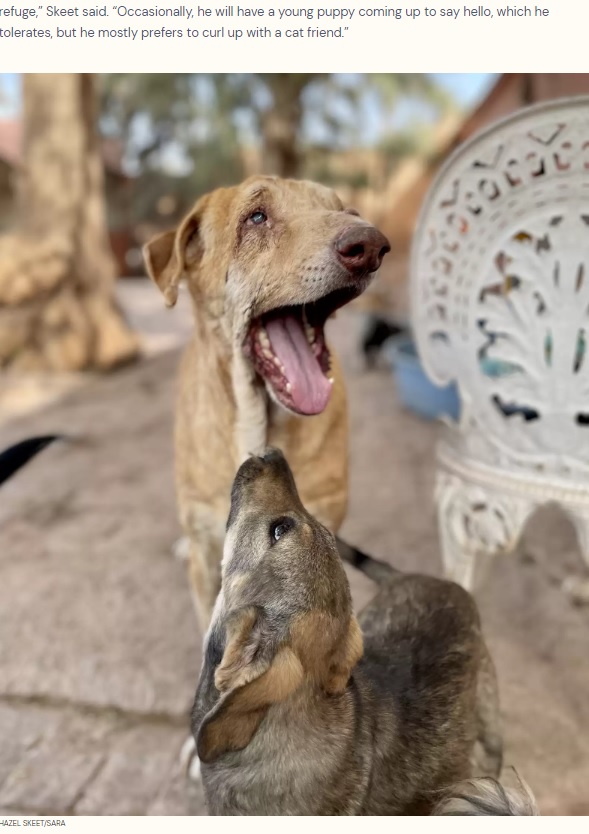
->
[324,615,363,695]
[143,203,203,308]
[197,607,303,763]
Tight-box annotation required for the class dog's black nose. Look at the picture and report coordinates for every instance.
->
[335,226,390,276]
[261,447,286,467]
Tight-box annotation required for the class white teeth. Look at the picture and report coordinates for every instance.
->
[258,328,270,348]
[262,348,273,360]
[285,382,292,393]
[302,309,314,345]
[328,377,334,384]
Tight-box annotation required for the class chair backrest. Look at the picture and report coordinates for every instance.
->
[410,97,589,479]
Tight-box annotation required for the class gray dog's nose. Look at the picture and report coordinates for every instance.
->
[261,447,286,466]
[335,226,390,275]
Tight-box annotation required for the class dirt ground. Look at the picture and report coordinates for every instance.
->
[0,281,588,815]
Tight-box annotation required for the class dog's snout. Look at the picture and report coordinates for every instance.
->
[261,448,286,467]
[230,448,301,523]
[233,448,289,493]
[335,226,390,276]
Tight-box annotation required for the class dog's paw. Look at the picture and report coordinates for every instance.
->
[173,536,190,562]
[180,734,202,782]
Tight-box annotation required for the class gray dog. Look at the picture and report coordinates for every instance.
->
[191,448,502,815]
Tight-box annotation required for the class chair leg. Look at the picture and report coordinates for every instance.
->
[436,471,532,591]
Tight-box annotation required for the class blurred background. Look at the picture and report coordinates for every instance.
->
[4,73,589,380]
[1,74,589,816]
[1,73,487,285]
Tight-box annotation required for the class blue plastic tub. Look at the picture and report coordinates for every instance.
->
[385,337,460,422]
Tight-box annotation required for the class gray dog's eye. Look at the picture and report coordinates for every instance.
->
[270,517,293,543]
[248,210,267,225]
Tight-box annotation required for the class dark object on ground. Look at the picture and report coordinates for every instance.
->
[385,337,461,423]
[362,315,410,367]
[0,436,64,487]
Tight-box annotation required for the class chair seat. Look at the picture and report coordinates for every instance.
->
[439,434,589,506]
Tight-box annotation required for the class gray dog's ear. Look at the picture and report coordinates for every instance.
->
[143,201,204,308]
[197,607,304,763]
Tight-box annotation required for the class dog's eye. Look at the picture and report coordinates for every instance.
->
[270,517,293,543]
[247,210,267,226]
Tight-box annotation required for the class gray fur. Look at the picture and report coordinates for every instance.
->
[192,449,503,815]
[433,776,540,816]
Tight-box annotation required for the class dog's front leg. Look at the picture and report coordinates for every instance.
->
[185,535,223,633]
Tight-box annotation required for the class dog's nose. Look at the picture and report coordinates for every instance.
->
[261,448,286,467]
[335,226,390,275]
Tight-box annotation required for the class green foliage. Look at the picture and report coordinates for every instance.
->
[100,74,244,223]
[98,73,454,223]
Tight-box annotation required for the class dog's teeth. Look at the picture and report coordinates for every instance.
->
[259,328,270,348]
[304,322,314,344]
[285,382,292,393]
[262,348,273,360]
[328,377,334,384]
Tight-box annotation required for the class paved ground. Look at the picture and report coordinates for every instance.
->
[0,281,588,815]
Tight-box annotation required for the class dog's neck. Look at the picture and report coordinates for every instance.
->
[231,348,268,463]
[200,677,372,815]
[189,300,268,462]
[229,341,303,464]
[190,295,306,463]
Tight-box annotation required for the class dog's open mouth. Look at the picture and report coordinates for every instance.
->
[244,287,356,416]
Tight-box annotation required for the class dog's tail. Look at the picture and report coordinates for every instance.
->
[335,536,397,584]
[0,436,65,487]
[432,776,540,816]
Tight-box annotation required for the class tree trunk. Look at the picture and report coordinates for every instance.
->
[259,75,311,178]
[0,74,139,371]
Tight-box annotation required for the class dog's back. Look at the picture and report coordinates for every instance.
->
[353,573,493,813]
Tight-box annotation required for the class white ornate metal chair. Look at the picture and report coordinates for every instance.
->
[411,97,589,591]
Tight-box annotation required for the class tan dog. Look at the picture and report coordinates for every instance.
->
[192,449,502,815]
[144,176,390,628]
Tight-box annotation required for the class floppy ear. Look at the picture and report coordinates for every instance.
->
[324,615,363,695]
[197,607,304,763]
[142,206,202,308]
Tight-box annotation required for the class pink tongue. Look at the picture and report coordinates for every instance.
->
[265,315,332,415]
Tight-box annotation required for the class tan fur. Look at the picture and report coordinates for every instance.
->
[214,607,261,693]
[144,177,388,626]
[326,615,364,695]
[290,610,363,694]
[200,635,304,762]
